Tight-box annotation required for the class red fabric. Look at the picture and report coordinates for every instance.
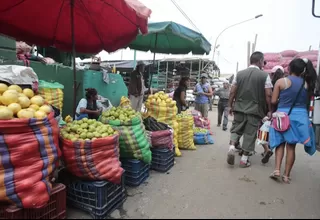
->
[151,130,173,150]
[0,113,61,208]
[61,134,124,184]
[0,0,150,54]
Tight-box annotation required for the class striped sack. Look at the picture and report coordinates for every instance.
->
[61,134,124,184]
[0,113,61,208]
[193,116,211,130]
[151,129,173,150]
[101,116,152,164]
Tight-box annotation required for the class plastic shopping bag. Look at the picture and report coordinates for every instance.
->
[257,120,271,145]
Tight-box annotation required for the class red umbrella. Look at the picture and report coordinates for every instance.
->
[0,0,151,116]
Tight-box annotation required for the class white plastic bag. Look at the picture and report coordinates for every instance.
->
[257,120,271,145]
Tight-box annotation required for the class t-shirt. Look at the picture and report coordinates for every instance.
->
[76,98,103,114]
[173,86,187,103]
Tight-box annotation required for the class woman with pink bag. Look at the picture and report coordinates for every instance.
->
[269,58,317,184]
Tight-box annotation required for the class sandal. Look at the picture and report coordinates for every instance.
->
[261,151,273,164]
[282,175,291,184]
[270,170,281,181]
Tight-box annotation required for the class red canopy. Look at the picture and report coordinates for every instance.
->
[0,0,151,54]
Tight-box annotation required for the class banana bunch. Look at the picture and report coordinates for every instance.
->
[65,115,73,123]
[193,127,208,134]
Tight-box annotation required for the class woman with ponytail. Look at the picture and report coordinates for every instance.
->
[269,58,317,183]
[75,88,103,120]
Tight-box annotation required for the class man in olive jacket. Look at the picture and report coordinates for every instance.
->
[128,61,146,111]
[227,52,273,168]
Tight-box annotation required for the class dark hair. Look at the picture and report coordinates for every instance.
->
[85,88,98,99]
[250,51,264,64]
[289,58,317,96]
[179,76,190,88]
[271,68,284,86]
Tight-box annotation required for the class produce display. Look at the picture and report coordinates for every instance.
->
[177,112,196,150]
[0,112,60,208]
[144,117,173,150]
[145,91,181,156]
[100,106,139,122]
[0,83,52,120]
[38,80,64,113]
[100,107,152,164]
[61,119,123,184]
[193,127,214,145]
[60,118,118,141]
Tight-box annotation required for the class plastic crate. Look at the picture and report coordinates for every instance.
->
[121,159,150,187]
[66,179,126,219]
[151,157,175,173]
[0,183,66,219]
[151,147,174,161]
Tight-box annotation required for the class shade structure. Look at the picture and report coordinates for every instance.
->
[0,0,151,54]
[0,0,151,117]
[128,21,212,55]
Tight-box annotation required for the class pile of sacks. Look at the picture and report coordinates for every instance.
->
[264,50,318,74]
[145,91,181,156]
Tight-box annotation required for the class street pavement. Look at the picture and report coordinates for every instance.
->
[68,107,320,219]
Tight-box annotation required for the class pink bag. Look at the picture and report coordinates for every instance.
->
[272,112,290,132]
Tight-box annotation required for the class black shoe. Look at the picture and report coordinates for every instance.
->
[223,127,227,131]
[261,151,273,164]
[217,124,221,127]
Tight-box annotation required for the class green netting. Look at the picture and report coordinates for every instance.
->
[38,80,64,89]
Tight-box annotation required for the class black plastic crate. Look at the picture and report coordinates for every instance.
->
[151,157,174,173]
[66,178,126,219]
[121,159,150,187]
[151,148,174,161]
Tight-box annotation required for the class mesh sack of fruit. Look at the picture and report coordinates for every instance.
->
[193,128,214,145]
[100,107,152,164]
[38,80,64,113]
[60,119,124,184]
[120,96,131,108]
[177,113,196,150]
[0,112,61,208]
[194,116,211,130]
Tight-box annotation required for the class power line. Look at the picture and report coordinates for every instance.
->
[170,0,202,34]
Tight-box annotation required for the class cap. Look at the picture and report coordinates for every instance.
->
[271,65,284,73]
[200,73,208,78]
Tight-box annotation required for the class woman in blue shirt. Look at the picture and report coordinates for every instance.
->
[269,58,317,183]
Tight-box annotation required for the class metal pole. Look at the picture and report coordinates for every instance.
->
[71,0,77,119]
[253,34,258,52]
[148,33,158,94]
[212,14,263,61]
[247,41,251,67]
[236,62,239,73]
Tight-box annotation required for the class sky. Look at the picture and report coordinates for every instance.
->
[93,0,320,74]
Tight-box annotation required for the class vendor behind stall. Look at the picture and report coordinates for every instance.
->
[173,76,190,113]
[75,88,102,120]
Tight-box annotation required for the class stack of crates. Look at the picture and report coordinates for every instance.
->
[121,159,150,187]
[0,183,66,219]
[66,177,126,219]
[151,147,175,172]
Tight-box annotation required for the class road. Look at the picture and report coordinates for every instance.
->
[68,108,320,219]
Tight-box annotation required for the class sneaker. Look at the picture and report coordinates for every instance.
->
[217,124,221,127]
[239,160,251,168]
[222,127,227,131]
[227,149,235,165]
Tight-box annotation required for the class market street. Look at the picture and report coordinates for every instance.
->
[68,107,320,219]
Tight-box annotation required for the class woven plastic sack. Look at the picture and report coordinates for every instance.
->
[151,129,173,150]
[194,131,214,145]
[101,116,152,164]
[145,101,182,157]
[38,80,64,113]
[0,113,61,208]
[280,50,298,58]
[194,116,210,130]
[257,120,270,145]
[264,53,282,62]
[61,134,124,184]
[120,96,131,108]
[177,114,196,150]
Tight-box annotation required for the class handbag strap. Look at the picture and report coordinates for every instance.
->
[288,78,306,115]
